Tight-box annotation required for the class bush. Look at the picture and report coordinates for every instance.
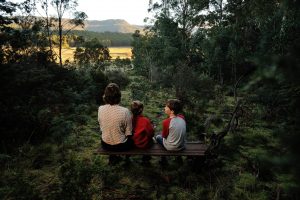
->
[105,70,130,89]
[0,62,108,152]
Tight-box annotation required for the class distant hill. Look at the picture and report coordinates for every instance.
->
[12,17,143,33]
[84,19,144,33]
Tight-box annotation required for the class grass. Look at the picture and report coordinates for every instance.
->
[53,46,132,63]
[0,69,287,199]
[109,46,132,60]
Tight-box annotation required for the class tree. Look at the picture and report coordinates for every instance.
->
[132,30,158,82]
[73,38,110,67]
[0,0,17,63]
[0,0,16,31]
[132,0,209,99]
[36,0,55,52]
[0,0,56,64]
[50,0,87,66]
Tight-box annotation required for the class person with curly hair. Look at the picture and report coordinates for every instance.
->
[98,83,133,152]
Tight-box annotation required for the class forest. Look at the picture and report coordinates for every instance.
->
[69,30,133,47]
[0,0,299,199]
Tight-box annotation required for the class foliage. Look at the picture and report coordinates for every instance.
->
[105,70,130,89]
[0,0,16,32]
[0,0,299,199]
[0,62,108,151]
[71,30,134,47]
[73,38,110,66]
[130,0,300,198]
[34,0,88,66]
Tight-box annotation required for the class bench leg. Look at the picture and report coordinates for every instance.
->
[124,155,131,165]
[159,156,168,166]
[108,155,121,165]
[175,156,183,164]
[142,155,151,162]
[187,156,206,170]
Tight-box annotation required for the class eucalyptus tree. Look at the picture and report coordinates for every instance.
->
[36,0,54,51]
[0,0,16,30]
[50,0,87,67]
[1,0,54,63]
[223,0,300,196]
[132,30,150,79]
[74,38,110,67]
[0,0,17,63]
[149,0,209,57]
[133,0,209,99]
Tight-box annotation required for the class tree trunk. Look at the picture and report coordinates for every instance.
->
[58,16,63,67]
[43,0,52,51]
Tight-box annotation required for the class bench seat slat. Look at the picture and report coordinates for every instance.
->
[97,143,208,156]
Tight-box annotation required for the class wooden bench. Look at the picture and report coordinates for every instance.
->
[97,142,208,156]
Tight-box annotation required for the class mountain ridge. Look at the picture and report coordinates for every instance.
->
[83,19,144,33]
[12,17,144,33]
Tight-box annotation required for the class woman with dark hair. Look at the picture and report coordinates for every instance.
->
[98,83,133,151]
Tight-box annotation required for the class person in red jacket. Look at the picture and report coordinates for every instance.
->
[131,100,154,149]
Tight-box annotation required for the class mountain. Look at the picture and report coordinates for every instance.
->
[12,17,144,33]
[84,19,144,33]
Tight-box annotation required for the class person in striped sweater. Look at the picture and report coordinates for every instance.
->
[98,83,133,152]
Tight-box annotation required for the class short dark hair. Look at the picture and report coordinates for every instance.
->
[166,99,182,115]
[103,83,121,105]
[131,100,144,116]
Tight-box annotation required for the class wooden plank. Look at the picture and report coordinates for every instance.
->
[96,142,208,156]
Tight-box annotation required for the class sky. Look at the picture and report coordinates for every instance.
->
[76,0,151,25]
[11,0,153,25]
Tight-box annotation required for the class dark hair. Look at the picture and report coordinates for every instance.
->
[131,100,144,116]
[166,99,182,115]
[103,83,121,105]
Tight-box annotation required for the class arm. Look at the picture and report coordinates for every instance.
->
[124,109,133,136]
[162,118,171,138]
[145,118,154,137]
[97,107,101,124]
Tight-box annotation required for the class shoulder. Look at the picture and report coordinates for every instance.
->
[98,105,108,111]
[171,116,186,126]
[163,117,171,122]
[135,115,149,123]
[177,114,185,120]
[118,106,131,115]
[163,117,172,124]
[140,115,150,121]
[140,116,152,125]
[114,105,128,111]
[99,105,105,109]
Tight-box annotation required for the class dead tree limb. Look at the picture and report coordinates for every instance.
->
[206,100,242,154]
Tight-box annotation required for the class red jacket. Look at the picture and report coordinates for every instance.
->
[132,115,154,149]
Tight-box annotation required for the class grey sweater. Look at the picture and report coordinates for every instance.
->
[163,116,186,151]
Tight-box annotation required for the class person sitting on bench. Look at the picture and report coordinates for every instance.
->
[131,100,154,149]
[155,99,186,151]
[98,83,133,151]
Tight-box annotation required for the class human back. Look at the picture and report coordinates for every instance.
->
[98,104,132,145]
[163,115,186,151]
[131,101,154,149]
[156,99,186,151]
[98,83,132,151]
